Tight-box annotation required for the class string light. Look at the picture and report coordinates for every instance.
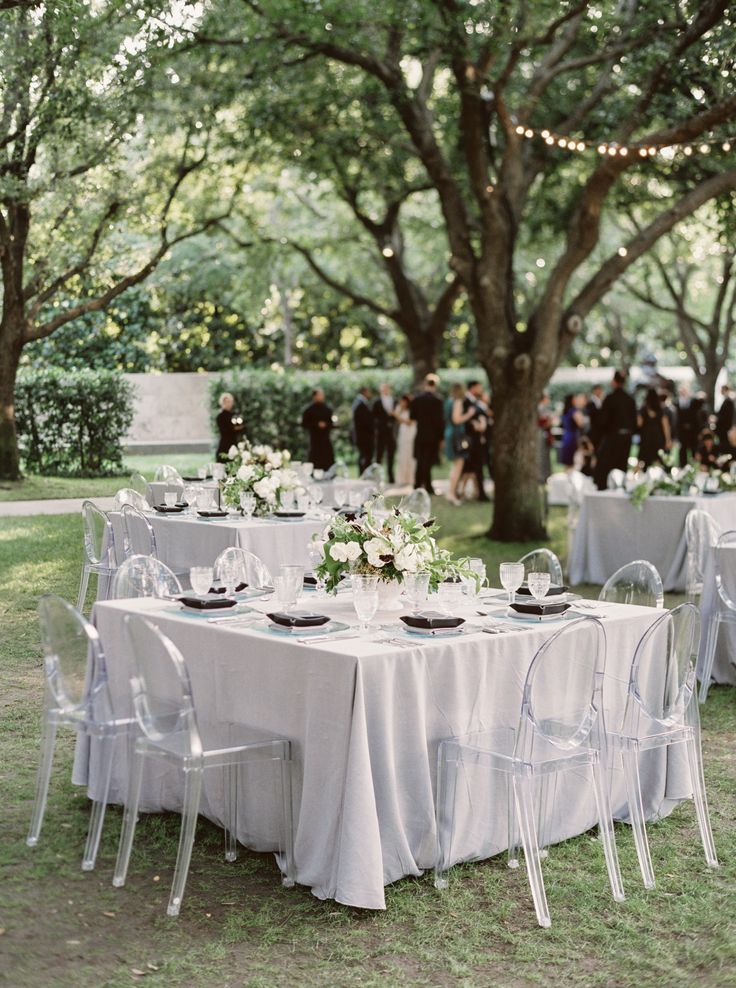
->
[513,124,735,159]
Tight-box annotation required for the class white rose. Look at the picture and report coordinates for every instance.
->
[268,451,283,468]
[344,541,362,562]
[228,445,239,460]
[364,536,390,568]
[237,464,255,483]
[282,450,291,462]
[330,543,349,562]
[253,477,277,501]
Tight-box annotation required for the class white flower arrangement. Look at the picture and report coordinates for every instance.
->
[221,440,301,515]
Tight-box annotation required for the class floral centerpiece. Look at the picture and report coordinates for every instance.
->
[221,441,303,515]
[628,449,735,509]
[314,499,476,593]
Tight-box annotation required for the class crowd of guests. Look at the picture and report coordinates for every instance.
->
[547,371,736,490]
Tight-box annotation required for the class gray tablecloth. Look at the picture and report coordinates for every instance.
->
[697,545,736,687]
[75,596,690,910]
[568,490,736,591]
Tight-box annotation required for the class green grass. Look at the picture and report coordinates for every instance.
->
[0,506,734,987]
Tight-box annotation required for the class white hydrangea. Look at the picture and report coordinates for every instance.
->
[268,451,283,469]
[237,464,256,483]
[253,477,278,502]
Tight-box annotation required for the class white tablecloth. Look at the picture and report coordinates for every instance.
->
[698,545,736,687]
[76,595,690,910]
[568,491,736,591]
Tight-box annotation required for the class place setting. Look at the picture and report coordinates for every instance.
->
[477,562,581,630]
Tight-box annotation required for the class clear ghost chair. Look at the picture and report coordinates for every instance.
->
[213,546,273,591]
[114,488,150,513]
[111,554,182,600]
[77,500,119,614]
[699,529,736,703]
[360,462,386,492]
[400,488,432,521]
[607,468,626,490]
[120,504,157,559]
[435,617,623,928]
[154,464,184,484]
[112,615,295,916]
[27,595,133,870]
[598,560,664,608]
[685,509,721,604]
[517,548,564,587]
[608,603,718,887]
[129,472,151,502]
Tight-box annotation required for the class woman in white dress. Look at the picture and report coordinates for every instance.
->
[394,394,417,486]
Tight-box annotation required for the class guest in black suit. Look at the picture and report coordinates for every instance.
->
[461,380,491,501]
[584,384,604,449]
[215,392,245,461]
[675,384,704,467]
[593,370,637,490]
[409,374,444,494]
[372,383,397,484]
[715,383,734,454]
[351,386,374,474]
[301,388,335,470]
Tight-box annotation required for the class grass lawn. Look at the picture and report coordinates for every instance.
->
[0,504,734,988]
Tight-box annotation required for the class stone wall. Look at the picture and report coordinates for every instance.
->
[123,372,214,453]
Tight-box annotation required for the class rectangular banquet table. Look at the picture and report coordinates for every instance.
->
[75,594,693,910]
[568,490,736,591]
[108,511,324,578]
[697,544,736,688]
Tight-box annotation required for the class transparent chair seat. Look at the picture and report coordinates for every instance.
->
[111,554,182,600]
[26,595,133,871]
[435,617,623,928]
[113,616,295,917]
[607,603,718,888]
[517,548,564,587]
[699,528,736,702]
[599,560,664,608]
[77,500,119,614]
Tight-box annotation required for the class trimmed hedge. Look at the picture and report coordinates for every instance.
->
[208,368,488,463]
[15,368,135,477]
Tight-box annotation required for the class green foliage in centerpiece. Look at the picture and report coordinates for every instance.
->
[221,441,302,515]
[314,500,476,593]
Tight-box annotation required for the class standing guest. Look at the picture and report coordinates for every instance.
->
[559,393,586,470]
[461,380,491,501]
[301,388,335,471]
[537,392,554,484]
[409,374,444,495]
[444,382,475,505]
[593,370,638,490]
[695,430,719,469]
[584,384,604,449]
[675,383,700,467]
[351,386,374,474]
[394,395,417,486]
[715,383,734,453]
[637,387,671,467]
[372,383,397,484]
[659,390,676,443]
[215,392,245,461]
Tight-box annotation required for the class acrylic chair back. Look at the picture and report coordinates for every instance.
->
[154,464,183,484]
[112,554,182,600]
[114,488,150,513]
[129,472,150,499]
[120,504,157,558]
[124,615,201,755]
[517,548,564,586]
[359,462,385,489]
[685,510,721,596]
[517,617,606,759]
[599,560,664,608]
[38,594,111,723]
[81,500,116,568]
[607,469,626,490]
[713,529,736,611]
[621,602,699,736]
[213,546,273,590]
[400,488,431,521]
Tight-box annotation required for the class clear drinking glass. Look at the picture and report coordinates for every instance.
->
[500,561,525,605]
[307,542,326,596]
[527,571,551,601]
[280,565,303,603]
[273,575,298,610]
[190,566,213,596]
[333,484,348,507]
[240,492,256,519]
[197,466,207,480]
[403,572,430,613]
[164,492,177,507]
[218,556,241,596]
[436,581,462,615]
[352,574,379,633]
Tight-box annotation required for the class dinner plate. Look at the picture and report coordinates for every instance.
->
[505,608,569,623]
[265,620,350,636]
[178,593,237,610]
[266,610,330,628]
[389,622,480,639]
[273,510,307,519]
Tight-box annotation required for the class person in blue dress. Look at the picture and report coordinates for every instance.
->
[559,393,586,469]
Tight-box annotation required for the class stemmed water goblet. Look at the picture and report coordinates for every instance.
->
[499,561,525,605]
[240,492,256,520]
[527,571,551,602]
[190,566,214,596]
[307,540,326,597]
[403,572,430,614]
[352,574,379,634]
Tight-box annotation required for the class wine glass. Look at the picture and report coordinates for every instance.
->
[240,492,256,519]
[307,541,326,596]
[190,566,213,596]
[218,556,242,597]
[352,574,379,633]
[164,491,177,507]
[197,466,207,480]
[527,571,551,601]
[403,572,430,613]
[499,561,525,605]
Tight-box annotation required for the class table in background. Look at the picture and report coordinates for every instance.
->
[568,490,736,591]
[76,596,689,910]
[146,479,218,507]
[698,544,736,688]
[314,478,376,508]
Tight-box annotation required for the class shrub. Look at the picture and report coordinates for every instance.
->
[15,368,135,477]
[208,368,486,463]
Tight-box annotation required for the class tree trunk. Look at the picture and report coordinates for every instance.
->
[699,363,720,411]
[406,332,438,384]
[0,327,22,480]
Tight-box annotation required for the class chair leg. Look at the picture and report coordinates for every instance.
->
[685,736,719,869]
[26,717,58,848]
[167,766,203,917]
[76,566,90,613]
[507,774,520,869]
[223,763,238,863]
[621,748,655,889]
[82,733,115,871]
[112,747,145,889]
[698,615,720,704]
[434,744,459,890]
[536,774,557,860]
[513,775,551,928]
[591,760,625,902]
[279,758,296,888]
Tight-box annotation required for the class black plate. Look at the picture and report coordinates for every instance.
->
[510,601,570,616]
[400,612,465,630]
[182,475,208,481]
[196,510,228,518]
[178,594,237,610]
[153,505,185,513]
[266,610,330,628]
[274,511,306,518]
[208,583,248,594]
[517,584,568,597]
[303,575,318,586]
